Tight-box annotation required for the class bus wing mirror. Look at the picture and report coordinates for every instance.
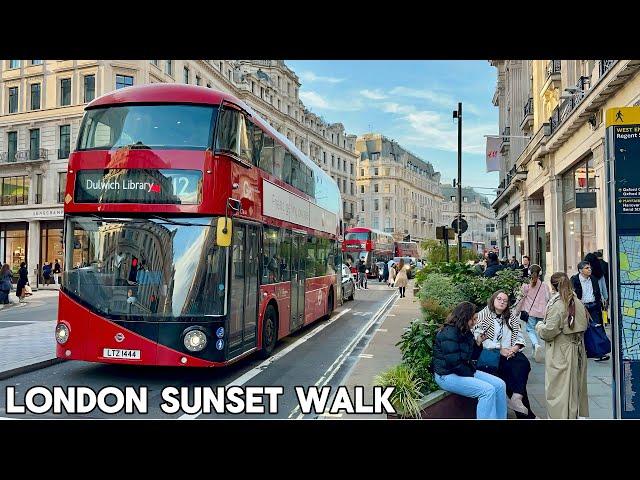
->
[217,218,232,247]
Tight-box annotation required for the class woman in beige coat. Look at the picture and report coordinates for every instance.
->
[393,259,409,298]
[535,272,589,419]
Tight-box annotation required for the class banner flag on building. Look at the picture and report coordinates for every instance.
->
[485,136,502,172]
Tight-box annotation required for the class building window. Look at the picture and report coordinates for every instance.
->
[260,87,264,99]
[31,60,43,65]
[486,223,495,233]
[323,152,326,164]
[331,155,335,168]
[165,60,173,76]
[384,168,390,176]
[374,199,379,211]
[463,196,468,202]
[451,196,456,201]
[151,60,159,67]
[9,60,20,69]
[8,87,18,113]
[1,176,30,206]
[29,129,40,160]
[360,185,365,194]
[287,105,291,115]
[370,152,380,161]
[361,200,365,211]
[116,74,133,90]
[277,99,281,110]
[338,158,341,170]
[59,125,71,159]
[374,168,379,176]
[30,83,41,110]
[360,168,365,176]
[60,78,71,105]
[384,198,391,211]
[58,172,67,203]
[184,66,189,84]
[195,75,201,86]
[206,83,211,88]
[350,182,354,195]
[84,75,95,103]
[35,174,43,204]
[7,132,17,162]
[374,184,379,193]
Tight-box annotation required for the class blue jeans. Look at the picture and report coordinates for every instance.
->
[526,316,543,347]
[435,370,507,419]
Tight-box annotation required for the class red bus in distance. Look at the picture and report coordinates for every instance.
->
[342,227,394,278]
[56,84,342,367]
[394,241,419,259]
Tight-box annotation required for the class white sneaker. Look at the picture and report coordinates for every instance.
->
[507,394,528,414]
[534,344,544,363]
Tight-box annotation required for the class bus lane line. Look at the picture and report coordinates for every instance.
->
[179,307,352,420]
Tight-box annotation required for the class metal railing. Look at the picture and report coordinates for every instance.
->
[549,75,592,134]
[546,60,561,79]
[599,60,617,77]
[523,97,533,118]
[501,126,510,145]
[0,148,48,164]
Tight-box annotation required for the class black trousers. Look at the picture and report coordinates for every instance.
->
[499,351,536,418]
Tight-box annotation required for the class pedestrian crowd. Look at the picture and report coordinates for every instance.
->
[0,258,62,306]
[432,249,611,419]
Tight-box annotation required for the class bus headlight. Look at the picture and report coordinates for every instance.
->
[183,329,207,352]
[55,323,70,345]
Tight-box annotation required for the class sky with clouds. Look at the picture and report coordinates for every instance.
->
[286,60,500,198]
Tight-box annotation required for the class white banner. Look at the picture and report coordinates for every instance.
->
[485,136,502,172]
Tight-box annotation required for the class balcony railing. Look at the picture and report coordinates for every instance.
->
[546,60,561,79]
[501,126,510,144]
[0,148,48,164]
[523,97,533,118]
[549,75,591,135]
[600,60,617,77]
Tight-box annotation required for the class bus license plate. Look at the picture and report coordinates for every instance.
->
[103,348,141,360]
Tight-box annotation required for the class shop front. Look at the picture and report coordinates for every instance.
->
[0,222,28,273]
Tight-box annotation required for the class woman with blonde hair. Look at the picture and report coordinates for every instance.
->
[515,264,550,363]
[535,272,589,419]
[393,259,409,298]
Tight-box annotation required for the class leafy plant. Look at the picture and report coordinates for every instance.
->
[423,245,480,264]
[396,318,441,395]
[461,268,525,309]
[374,364,425,418]
[417,273,468,311]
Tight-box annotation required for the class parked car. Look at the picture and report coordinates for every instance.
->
[341,264,356,302]
[375,261,386,282]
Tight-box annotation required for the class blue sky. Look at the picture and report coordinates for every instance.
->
[286,60,500,198]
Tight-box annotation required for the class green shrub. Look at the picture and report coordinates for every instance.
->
[417,273,468,311]
[461,268,525,309]
[396,317,441,395]
[374,364,424,418]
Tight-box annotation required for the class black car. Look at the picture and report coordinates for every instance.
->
[341,264,356,302]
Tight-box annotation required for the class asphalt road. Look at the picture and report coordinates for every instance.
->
[0,282,398,419]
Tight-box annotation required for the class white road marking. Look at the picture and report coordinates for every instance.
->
[358,353,374,358]
[179,307,352,420]
[375,328,388,332]
[288,291,399,419]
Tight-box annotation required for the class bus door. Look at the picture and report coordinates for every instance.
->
[228,222,259,356]
[290,231,306,331]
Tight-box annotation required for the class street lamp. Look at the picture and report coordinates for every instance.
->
[453,102,462,262]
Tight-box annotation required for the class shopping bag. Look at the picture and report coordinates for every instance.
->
[602,310,608,325]
[23,284,33,296]
[584,320,611,358]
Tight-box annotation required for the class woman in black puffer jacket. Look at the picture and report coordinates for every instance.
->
[432,301,507,419]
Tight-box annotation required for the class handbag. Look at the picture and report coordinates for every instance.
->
[476,348,501,373]
[584,319,612,358]
[520,282,542,322]
[23,284,33,296]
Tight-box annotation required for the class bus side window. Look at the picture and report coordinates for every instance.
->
[273,144,284,180]
[260,134,274,174]
[306,236,316,278]
[283,151,292,185]
[238,115,253,163]
[215,108,239,155]
[290,157,301,191]
[307,168,315,198]
[251,122,263,168]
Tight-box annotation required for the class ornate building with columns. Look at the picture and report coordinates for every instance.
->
[491,60,640,275]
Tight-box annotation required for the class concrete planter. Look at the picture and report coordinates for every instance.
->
[388,389,477,419]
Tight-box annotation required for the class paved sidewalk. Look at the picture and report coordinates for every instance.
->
[0,288,62,380]
[340,281,614,419]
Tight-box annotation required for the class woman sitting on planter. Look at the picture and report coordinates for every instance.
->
[433,301,507,419]
[474,290,537,419]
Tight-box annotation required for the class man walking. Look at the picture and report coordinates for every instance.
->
[571,260,609,361]
[357,259,368,289]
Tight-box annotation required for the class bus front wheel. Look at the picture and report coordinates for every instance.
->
[259,305,278,359]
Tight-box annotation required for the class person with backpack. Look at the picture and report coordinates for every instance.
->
[0,264,13,304]
[42,261,53,286]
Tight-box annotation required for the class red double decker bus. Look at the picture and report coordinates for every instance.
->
[342,227,394,278]
[394,241,419,259]
[55,84,342,367]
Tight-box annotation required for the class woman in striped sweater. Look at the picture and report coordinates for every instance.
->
[474,290,537,419]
